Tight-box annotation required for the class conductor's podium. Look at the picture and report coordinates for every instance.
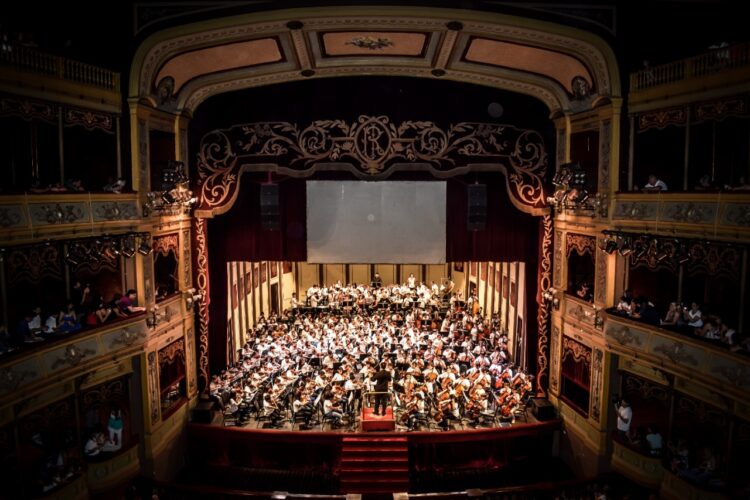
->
[361,391,396,431]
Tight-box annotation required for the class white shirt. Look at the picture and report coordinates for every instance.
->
[616,404,632,432]
[644,179,668,191]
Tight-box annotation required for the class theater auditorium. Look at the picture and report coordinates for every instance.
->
[0,1,749,499]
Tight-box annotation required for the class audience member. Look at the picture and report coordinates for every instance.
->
[117,290,146,315]
[615,398,632,439]
[576,282,593,302]
[643,174,668,192]
[694,175,714,191]
[660,302,681,326]
[683,302,703,328]
[646,425,663,455]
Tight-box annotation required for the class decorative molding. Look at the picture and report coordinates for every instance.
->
[637,107,686,131]
[556,128,566,167]
[661,202,717,224]
[562,336,591,364]
[0,206,25,228]
[723,203,750,227]
[159,339,185,368]
[536,214,553,394]
[549,325,560,394]
[598,119,610,197]
[0,367,37,392]
[198,115,547,211]
[92,202,139,221]
[0,95,58,122]
[346,35,394,50]
[686,243,741,279]
[29,203,86,225]
[553,230,562,288]
[6,244,62,284]
[590,348,603,422]
[694,96,747,123]
[183,229,191,288]
[51,344,96,369]
[653,341,699,367]
[594,237,607,304]
[606,324,643,347]
[193,217,210,392]
[153,233,179,256]
[64,107,114,132]
[713,365,750,388]
[565,232,595,257]
[147,352,160,424]
[612,201,657,221]
[186,327,197,395]
[109,328,147,349]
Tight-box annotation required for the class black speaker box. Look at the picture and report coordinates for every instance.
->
[467,184,487,231]
[260,184,280,230]
[192,400,216,424]
[531,397,556,421]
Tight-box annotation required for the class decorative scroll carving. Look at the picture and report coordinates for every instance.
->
[590,349,603,422]
[0,96,57,122]
[713,365,750,388]
[723,204,750,227]
[565,233,595,257]
[0,367,37,392]
[662,202,716,224]
[629,239,678,273]
[694,96,747,122]
[109,328,147,349]
[186,327,196,395]
[686,243,741,279]
[82,378,127,408]
[637,107,686,131]
[562,336,591,364]
[598,119,610,195]
[30,203,85,225]
[0,206,23,228]
[606,324,643,347]
[346,36,394,50]
[193,217,210,392]
[613,202,657,221]
[549,325,560,394]
[654,341,698,366]
[7,245,62,284]
[92,202,138,221]
[536,214,552,394]
[553,230,563,288]
[159,339,185,367]
[153,233,179,256]
[147,352,160,424]
[183,229,191,287]
[594,237,607,304]
[198,116,547,210]
[52,344,96,369]
[64,107,114,132]
[623,374,669,401]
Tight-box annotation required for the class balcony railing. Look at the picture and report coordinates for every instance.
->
[0,44,120,91]
[630,42,750,92]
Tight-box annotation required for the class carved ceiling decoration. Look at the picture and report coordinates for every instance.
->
[637,106,687,131]
[623,373,669,402]
[197,115,547,214]
[562,336,591,365]
[133,8,618,114]
[153,233,180,257]
[566,233,596,257]
[463,37,593,95]
[6,244,62,285]
[155,37,285,94]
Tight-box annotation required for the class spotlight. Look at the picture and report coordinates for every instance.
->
[577,190,590,204]
[655,247,669,262]
[633,240,648,258]
[121,235,136,258]
[65,245,81,266]
[138,235,153,256]
[617,237,632,256]
[162,191,176,204]
[677,244,691,264]
[600,237,617,254]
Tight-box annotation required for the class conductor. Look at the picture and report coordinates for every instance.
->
[371,362,392,416]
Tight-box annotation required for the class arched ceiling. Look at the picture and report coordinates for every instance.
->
[130,6,620,116]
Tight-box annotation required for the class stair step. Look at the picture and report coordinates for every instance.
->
[343,436,407,442]
[341,455,408,461]
[341,467,409,473]
[342,446,408,453]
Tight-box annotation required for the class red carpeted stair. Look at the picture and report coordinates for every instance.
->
[339,435,409,493]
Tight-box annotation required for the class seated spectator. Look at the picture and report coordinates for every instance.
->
[725,176,750,191]
[16,311,43,344]
[679,447,718,484]
[28,306,43,335]
[616,289,634,313]
[721,322,737,348]
[683,302,703,328]
[694,174,715,191]
[103,177,127,193]
[42,312,58,335]
[660,302,681,326]
[576,282,593,302]
[86,301,114,327]
[642,174,668,192]
[637,297,660,325]
[71,281,92,315]
[64,178,85,192]
[84,432,103,457]
[117,289,146,315]
[57,302,81,334]
[29,178,51,194]
[646,425,663,455]
[696,316,721,340]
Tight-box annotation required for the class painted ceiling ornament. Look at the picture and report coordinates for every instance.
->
[0,367,36,392]
[346,36,394,50]
[606,324,642,347]
[571,76,591,100]
[52,344,95,369]
[109,328,147,349]
[156,76,176,105]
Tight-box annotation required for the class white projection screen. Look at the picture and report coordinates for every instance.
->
[306,181,446,263]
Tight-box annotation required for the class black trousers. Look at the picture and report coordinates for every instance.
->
[374,393,389,415]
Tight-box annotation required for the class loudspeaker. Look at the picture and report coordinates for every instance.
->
[191,400,216,424]
[260,184,280,231]
[531,397,556,421]
[467,184,487,231]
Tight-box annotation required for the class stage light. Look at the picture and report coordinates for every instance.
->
[617,237,632,256]
[577,190,590,204]
[137,235,153,256]
[600,237,617,254]
[655,246,669,262]
[677,244,691,264]
[633,240,648,258]
[162,191,176,204]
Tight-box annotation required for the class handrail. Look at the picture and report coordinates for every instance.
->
[0,44,120,91]
[630,41,750,91]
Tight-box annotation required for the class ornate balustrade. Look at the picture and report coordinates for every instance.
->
[603,312,750,404]
[0,314,148,404]
[0,192,141,243]
[609,192,750,241]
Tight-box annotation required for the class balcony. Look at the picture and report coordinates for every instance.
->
[0,192,141,243]
[611,439,663,489]
[630,42,750,108]
[0,314,148,403]
[603,312,750,401]
[609,191,750,241]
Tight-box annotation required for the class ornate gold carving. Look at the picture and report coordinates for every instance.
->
[562,336,591,364]
[0,206,23,227]
[30,203,85,225]
[198,115,547,209]
[52,344,96,369]
[624,374,669,401]
[694,96,746,122]
[637,107,686,130]
[64,107,114,132]
[549,325,560,394]
[159,339,185,367]
[0,96,57,122]
[93,202,138,221]
[193,217,210,392]
[629,239,678,273]
[147,352,159,424]
[590,349,603,422]
[606,324,642,347]
[7,245,62,284]
[153,233,179,256]
[654,341,698,366]
[565,233,596,257]
[598,119,610,195]
[346,36,394,50]
[553,230,562,288]
[536,214,553,394]
[595,237,607,304]
[662,203,715,223]
[613,202,656,220]
[686,243,741,279]
[0,367,36,392]
[109,328,147,349]
[724,204,750,227]
[568,304,593,324]
[82,378,126,408]
[183,229,191,287]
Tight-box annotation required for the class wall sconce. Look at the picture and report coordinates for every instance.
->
[185,288,203,308]
[542,287,560,310]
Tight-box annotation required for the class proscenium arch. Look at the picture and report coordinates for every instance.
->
[129,6,621,116]
[129,6,619,394]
